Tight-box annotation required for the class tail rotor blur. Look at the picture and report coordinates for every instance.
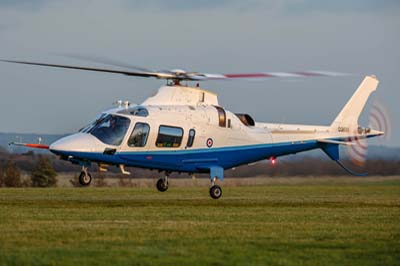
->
[346,99,391,166]
[369,99,391,142]
[346,125,368,167]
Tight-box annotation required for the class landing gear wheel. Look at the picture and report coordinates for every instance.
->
[209,185,222,199]
[156,178,168,192]
[79,171,92,186]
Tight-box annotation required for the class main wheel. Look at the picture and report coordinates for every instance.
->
[156,178,168,192]
[209,185,222,199]
[79,171,92,186]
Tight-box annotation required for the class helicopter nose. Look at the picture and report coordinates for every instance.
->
[49,133,104,154]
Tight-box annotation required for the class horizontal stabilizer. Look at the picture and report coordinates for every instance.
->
[317,139,354,146]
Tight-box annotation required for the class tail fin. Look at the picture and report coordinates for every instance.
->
[331,75,379,130]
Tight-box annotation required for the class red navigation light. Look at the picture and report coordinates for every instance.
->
[270,157,276,166]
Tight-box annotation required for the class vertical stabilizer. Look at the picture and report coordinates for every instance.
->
[331,75,379,130]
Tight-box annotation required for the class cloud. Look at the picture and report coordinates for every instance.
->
[0,0,48,11]
[121,0,400,14]
[122,0,236,10]
[1,0,398,14]
[283,0,400,15]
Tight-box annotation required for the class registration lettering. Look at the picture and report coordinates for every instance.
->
[338,127,349,132]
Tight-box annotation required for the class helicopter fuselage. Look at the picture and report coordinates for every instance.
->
[49,82,382,177]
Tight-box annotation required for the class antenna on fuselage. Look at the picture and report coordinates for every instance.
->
[112,100,130,109]
[113,100,123,108]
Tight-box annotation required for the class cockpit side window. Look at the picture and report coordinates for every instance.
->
[89,114,130,146]
[128,123,150,147]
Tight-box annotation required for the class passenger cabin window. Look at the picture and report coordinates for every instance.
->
[156,125,183,148]
[215,106,226,127]
[187,129,196,148]
[128,122,150,147]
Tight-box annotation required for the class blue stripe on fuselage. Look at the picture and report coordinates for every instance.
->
[50,140,319,173]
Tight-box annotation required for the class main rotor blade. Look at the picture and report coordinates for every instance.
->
[0,58,350,82]
[202,71,350,80]
[0,59,158,78]
[58,54,153,73]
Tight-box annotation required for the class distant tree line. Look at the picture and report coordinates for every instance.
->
[225,157,400,177]
[0,146,399,188]
[0,154,57,188]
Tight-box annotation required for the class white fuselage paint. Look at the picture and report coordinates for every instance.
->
[51,84,378,155]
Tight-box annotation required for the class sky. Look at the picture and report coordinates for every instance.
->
[0,0,399,146]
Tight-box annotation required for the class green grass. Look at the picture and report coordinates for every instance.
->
[0,178,399,266]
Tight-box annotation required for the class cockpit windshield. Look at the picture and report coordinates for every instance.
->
[88,114,130,146]
[80,113,108,133]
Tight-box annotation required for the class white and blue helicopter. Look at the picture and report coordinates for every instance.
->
[1,58,383,199]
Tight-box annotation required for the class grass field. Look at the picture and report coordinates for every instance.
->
[0,177,399,266]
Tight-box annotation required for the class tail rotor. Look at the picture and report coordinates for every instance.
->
[346,99,391,166]
[369,99,391,142]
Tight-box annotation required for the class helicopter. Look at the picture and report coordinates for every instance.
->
[1,58,383,199]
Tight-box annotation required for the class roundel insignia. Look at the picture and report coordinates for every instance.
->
[206,138,213,148]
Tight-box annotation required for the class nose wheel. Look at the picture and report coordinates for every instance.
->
[156,176,169,192]
[79,167,92,186]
